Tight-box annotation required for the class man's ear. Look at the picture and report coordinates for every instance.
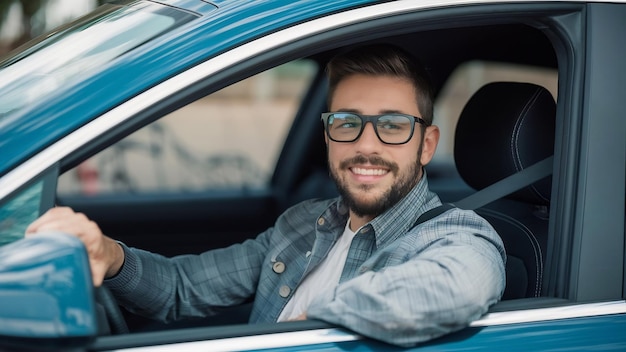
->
[420,125,440,166]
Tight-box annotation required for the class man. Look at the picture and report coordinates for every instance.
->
[27,44,506,347]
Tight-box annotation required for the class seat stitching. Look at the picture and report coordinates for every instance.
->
[525,91,552,204]
[511,88,542,173]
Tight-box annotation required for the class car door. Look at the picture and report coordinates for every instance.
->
[85,1,623,350]
[1,0,624,351]
[95,2,625,350]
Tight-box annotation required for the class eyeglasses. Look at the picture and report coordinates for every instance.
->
[321,112,427,145]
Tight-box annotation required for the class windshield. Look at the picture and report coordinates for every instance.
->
[0,1,196,124]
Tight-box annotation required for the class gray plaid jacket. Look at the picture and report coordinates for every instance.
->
[106,175,505,346]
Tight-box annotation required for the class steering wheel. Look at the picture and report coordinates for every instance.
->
[95,286,129,335]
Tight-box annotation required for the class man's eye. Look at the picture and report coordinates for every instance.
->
[380,123,402,130]
[338,122,359,128]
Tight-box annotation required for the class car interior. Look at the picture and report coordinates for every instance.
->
[55,20,562,335]
[275,24,559,301]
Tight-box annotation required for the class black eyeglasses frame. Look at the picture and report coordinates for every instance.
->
[320,112,428,145]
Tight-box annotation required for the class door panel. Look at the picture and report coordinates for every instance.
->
[58,191,278,257]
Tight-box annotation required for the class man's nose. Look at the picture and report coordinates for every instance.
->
[354,122,382,152]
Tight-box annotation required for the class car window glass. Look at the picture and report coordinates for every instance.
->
[0,2,196,123]
[57,60,317,195]
[432,61,558,165]
[0,169,57,246]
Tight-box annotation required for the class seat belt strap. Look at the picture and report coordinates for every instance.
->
[411,203,456,228]
[453,156,554,210]
[409,156,553,226]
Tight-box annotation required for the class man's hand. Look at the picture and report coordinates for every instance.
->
[25,207,124,286]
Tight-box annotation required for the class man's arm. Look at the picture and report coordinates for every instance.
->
[26,207,273,323]
[306,218,505,347]
[103,232,272,322]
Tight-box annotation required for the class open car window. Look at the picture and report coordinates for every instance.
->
[57,61,317,195]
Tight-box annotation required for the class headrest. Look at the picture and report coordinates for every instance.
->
[454,82,556,205]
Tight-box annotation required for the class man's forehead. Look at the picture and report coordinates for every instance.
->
[329,75,421,115]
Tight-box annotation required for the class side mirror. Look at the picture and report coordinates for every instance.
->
[0,232,97,350]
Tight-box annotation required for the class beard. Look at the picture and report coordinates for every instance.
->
[329,148,423,219]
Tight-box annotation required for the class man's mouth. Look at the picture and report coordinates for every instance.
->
[339,155,397,175]
[351,167,389,176]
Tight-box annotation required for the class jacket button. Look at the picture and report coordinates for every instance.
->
[279,285,291,298]
[317,217,325,226]
[273,262,285,274]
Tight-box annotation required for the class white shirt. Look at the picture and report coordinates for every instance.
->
[277,220,357,321]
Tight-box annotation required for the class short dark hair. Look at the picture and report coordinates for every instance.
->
[326,44,434,125]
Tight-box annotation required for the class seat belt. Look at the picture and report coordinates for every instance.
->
[412,155,553,226]
[453,156,554,210]
[411,203,456,227]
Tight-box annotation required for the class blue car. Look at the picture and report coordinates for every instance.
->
[0,0,624,350]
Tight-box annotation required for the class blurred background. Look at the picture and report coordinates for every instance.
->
[0,0,103,56]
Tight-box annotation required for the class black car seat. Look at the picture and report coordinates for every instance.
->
[454,82,556,299]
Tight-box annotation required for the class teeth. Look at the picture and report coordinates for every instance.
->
[352,167,387,176]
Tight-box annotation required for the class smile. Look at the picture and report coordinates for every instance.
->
[351,167,389,176]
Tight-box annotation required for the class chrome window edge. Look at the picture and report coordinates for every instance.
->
[111,328,361,352]
[110,301,626,351]
[471,300,626,327]
[0,0,595,199]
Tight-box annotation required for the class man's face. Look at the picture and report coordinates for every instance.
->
[327,74,439,220]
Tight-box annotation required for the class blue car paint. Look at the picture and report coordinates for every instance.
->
[0,233,96,339]
[156,0,218,14]
[0,0,374,177]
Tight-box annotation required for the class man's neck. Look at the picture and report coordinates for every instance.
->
[348,213,374,232]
